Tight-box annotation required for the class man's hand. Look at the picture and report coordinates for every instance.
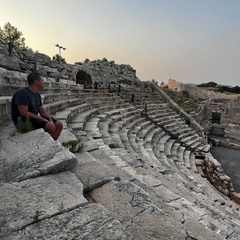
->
[48,118,53,123]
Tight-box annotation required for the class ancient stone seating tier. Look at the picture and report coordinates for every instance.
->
[67,97,240,238]
[1,73,240,238]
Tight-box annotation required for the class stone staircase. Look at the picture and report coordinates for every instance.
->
[67,89,240,238]
[1,71,240,239]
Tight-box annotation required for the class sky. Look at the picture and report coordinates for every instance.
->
[0,0,240,86]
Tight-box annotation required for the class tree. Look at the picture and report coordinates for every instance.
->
[52,54,66,63]
[207,81,217,88]
[0,22,26,48]
[197,81,217,88]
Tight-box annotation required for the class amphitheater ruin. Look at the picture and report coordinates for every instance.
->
[1,39,240,239]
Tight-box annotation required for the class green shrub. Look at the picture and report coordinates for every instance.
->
[16,117,33,133]
[176,100,198,113]
[62,139,85,153]
[32,210,43,223]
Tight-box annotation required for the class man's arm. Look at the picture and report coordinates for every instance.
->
[18,105,48,121]
[38,106,52,122]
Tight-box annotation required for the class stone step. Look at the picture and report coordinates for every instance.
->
[87,146,240,238]
[0,129,77,183]
[44,98,83,115]
[68,108,99,132]
[4,203,128,240]
[173,126,194,136]
[0,96,12,118]
[148,110,177,119]
[189,151,199,173]
[90,180,189,240]
[54,103,91,123]
[0,171,87,236]
[178,129,196,140]
[164,120,186,132]
[42,92,77,104]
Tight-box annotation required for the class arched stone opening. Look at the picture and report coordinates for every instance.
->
[76,70,92,88]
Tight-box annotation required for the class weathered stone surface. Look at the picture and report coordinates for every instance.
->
[1,204,127,240]
[90,180,187,240]
[184,219,224,240]
[1,129,77,182]
[75,153,115,187]
[2,45,240,239]
[74,153,120,195]
[57,128,78,143]
[203,156,234,198]
[0,171,87,236]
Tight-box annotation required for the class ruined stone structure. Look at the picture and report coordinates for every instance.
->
[184,84,232,100]
[1,38,240,239]
[165,79,240,139]
[167,78,185,92]
[0,39,139,89]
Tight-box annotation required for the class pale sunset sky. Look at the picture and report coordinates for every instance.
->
[0,0,239,86]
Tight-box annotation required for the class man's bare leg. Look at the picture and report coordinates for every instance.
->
[44,121,63,141]
[53,121,63,140]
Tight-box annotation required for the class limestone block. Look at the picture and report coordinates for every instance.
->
[1,129,77,182]
[184,219,224,240]
[231,192,240,204]
[57,129,78,143]
[2,204,127,240]
[90,180,187,240]
[74,155,115,189]
[0,171,87,236]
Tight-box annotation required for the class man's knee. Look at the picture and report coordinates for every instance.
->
[55,120,63,129]
[44,122,56,133]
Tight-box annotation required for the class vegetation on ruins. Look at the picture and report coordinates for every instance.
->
[31,209,44,223]
[52,54,66,63]
[0,22,27,48]
[175,99,199,113]
[62,139,86,153]
[16,117,33,133]
[197,81,217,88]
[197,81,240,94]
[58,202,64,212]
[164,90,201,113]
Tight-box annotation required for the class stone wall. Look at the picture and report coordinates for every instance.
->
[0,38,139,89]
[167,79,185,92]
[176,83,240,137]
[184,84,234,100]
[203,156,240,203]
[195,97,240,138]
[74,58,140,88]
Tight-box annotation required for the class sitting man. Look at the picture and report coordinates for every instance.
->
[11,72,63,140]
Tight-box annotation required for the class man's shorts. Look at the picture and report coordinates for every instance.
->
[30,117,57,129]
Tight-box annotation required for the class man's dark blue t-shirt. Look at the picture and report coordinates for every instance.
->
[11,87,42,124]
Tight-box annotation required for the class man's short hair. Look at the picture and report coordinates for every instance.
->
[27,72,42,85]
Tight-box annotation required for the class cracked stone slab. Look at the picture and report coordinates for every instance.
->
[84,139,105,152]
[57,128,78,143]
[90,180,187,240]
[0,129,77,183]
[75,156,116,190]
[1,204,128,240]
[0,171,87,236]
[184,219,224,240]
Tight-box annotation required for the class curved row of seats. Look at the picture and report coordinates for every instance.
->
[1,75,240,237]
[62,94,240,237]
[47,88,240,225]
